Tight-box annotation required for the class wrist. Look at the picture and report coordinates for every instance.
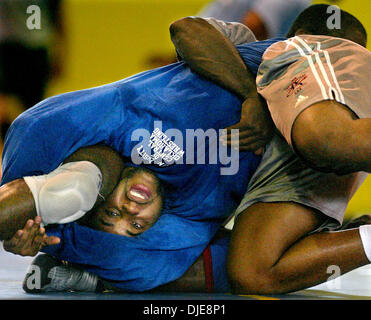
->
[242,94,262,104]
[240,89,260,100]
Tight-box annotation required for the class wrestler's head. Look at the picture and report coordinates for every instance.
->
[86,166,164,237]
[286,4,367,47]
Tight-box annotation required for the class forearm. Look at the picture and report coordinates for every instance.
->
[170,17,259,100]
[0,179,37,240]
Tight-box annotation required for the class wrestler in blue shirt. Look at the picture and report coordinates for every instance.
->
[1,18,284,291]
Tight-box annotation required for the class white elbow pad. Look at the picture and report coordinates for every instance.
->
[24,161,102,226]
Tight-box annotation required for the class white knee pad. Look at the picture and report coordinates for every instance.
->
[24,161,102,226]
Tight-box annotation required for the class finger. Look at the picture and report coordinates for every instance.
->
[24,221,41,249]
[30,217,42,235]
[238,141,264,152]
[28,229,46,256]
[239,140,267,152]
[12,229,25,245]
[20,218,43,251]
[223,123,251,133]
[34,215,42,225]
[25,219,34,230]
[43,236,61,246]
[227,136,262,149]
[32,227,46,247]
[220,126,254,140]
[220,130,256,144]
[220,132,250,148]
[16,220,35,250]
[22,219,35,238]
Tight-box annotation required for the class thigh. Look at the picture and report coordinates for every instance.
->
[227,202,325,277]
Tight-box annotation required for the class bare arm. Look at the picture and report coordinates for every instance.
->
[0,178,37,240]
[170,17,274,153]
[170,17,258,101]
[0,145,124,241]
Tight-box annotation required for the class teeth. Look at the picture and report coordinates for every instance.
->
[130,190,146,199]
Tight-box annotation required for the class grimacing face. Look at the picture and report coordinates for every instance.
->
[87,167,163,237]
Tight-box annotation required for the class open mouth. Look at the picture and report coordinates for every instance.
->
[128,184,152,202]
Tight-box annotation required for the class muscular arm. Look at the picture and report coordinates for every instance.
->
[0,179,36,240]
[0,145,124,240]
[170,17,274,153]
[170,17,259,100]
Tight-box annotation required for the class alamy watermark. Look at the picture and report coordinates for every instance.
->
[25,4,343,32]
[24,265,42,290]
[327,5,341,30]
[130,121,240,176]
[26,5,41,30]
[24,262,344,292]
[326,265,342,290]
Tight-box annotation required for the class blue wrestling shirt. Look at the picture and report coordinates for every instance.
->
[1,38,283,291]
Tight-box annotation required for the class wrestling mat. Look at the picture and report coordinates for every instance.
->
[2,245,371,301]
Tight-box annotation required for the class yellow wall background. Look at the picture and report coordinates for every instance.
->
[48,0,210,95]
[47,0,370,218]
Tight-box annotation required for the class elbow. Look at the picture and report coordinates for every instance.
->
[169,17,200,39]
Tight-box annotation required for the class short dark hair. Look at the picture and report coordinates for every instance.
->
[286,4,367,46]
